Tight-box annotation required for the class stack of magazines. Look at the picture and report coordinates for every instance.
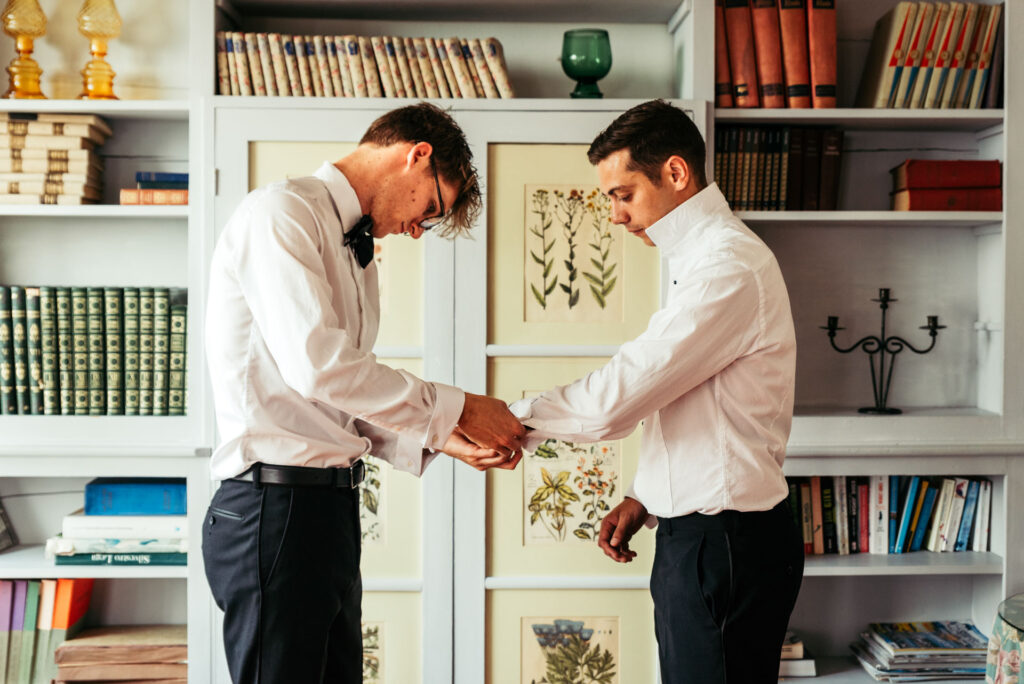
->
[851,620,988,681]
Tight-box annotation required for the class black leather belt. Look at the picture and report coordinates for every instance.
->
[231,461,366,489]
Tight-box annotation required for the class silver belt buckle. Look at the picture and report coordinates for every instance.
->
[345,460,366,488]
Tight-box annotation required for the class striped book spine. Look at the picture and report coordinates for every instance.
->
[39,286,58,414]
[0,286,14,413]
[138,288,154,416]
[168,289,187,416]
[25,287,43,414]
[56,287,73,414]
[86,287,105,415]
[152,288,171,416]
[70,288,89,414]
[10,285,29,414]
[103,287,123,415]
[123,288,140,416]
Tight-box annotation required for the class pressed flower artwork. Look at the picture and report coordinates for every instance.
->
[522,616,619,684]
[362,621,384,683]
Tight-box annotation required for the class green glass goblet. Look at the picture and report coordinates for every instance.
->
[561,28,612,98]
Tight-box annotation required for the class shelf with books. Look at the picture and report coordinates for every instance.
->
[714,108,1004,131]
[0,545,188,580]
[738,210,1002,229]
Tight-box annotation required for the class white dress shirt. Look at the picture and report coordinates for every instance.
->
[206,161,464,481]
[511,183,795,519]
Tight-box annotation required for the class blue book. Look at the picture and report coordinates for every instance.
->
[954,480,981,552]
[909,485,938,552]
[893,476,920,554]
[84,478,186,515]
[888,475,901,554]
[134,172,189,183]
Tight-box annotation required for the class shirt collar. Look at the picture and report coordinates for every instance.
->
[645,182,730,255]
[313,161,363,231]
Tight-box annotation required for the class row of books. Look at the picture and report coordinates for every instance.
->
[851,620,988,681]
[715,0,837,109]
[0,113,109,206]
[120,170,189,206]
[216,31,515,99]
[45,478,188,568]
[714,125,843,211]
[857,2,1003,110]
[0,577,94,684]
[786,475,992,556]
[779,630,816,677]
[0,286,188,417]
[53,624,187,683]
[890,158,1002,211]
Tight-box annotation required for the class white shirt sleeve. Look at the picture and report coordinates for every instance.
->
[233,190,464,455]
[514,257,761,444]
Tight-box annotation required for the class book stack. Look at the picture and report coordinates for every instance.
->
[216,31,515,99]
[779,630,817,678]
[0,285,189,416]
[890,159,1001,211]
[54,624,187,683]
[715,125,843,211]
[851,620,988,681]
[119,171,188,206]
[716,0,836,109]
[46,478,188,567]
[786,475,993,557]
[0,113,107,205]
[856,2,1004,109]
[0,577,94,684]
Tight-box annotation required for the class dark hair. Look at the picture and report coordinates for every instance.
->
[587,99,707,188]
[360,102,481,238]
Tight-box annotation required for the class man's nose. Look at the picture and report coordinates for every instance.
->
[409,223,425,239]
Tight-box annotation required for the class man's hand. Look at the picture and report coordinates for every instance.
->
[441,429,523,471]
[457,393,527,456]
[597,497,648,563]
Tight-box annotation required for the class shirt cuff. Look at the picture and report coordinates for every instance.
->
[388,434,436,476]
[625,486,658,529]
[424,382,465,451]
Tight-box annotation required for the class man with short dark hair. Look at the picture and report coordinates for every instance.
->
[203,102,525,684]
[512,99,804,683]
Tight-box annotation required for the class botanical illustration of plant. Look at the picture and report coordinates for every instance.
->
[553,189,586,309]
[524,439,620,545]
[359,455,384,543]
[582,190,618,309]
[362,622,383,684]
[524,617,619,684]
[529,189,557,310]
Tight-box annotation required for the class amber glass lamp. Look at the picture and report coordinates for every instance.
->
[1,0,47,99]
[77,0,121,99]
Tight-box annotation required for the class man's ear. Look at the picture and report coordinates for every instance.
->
[665,155,690,190]
[406,141,433,169]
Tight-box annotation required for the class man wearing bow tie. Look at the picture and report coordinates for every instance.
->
[203,103,525,684]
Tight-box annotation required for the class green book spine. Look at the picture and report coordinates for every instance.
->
[123,287,140,416]
[86,287,105,415]
[168,293,187,416]
[70,288,89,415]
[138,287,154,415]
[39,286,58,415]
[53,552,188,566]
[0,286,15,414]
[56,288,73,414]
[103,287,123,415]
[25,287,43,414]
[16,579,39,684]
[10,286,28,414]
[152,288,170,416]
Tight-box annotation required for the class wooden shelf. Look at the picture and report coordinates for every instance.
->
[715,108,1004,131]
[0,99,190,120]
[0,205,189,219]
[738,211,1002,229]
[0,544,188,579]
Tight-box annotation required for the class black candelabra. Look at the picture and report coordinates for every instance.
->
[821,288,945,415]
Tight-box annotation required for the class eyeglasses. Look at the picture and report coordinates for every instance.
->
[420,155,447,231]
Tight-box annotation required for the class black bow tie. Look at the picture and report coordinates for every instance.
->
[344,214,374,269]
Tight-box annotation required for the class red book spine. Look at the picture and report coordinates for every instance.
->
[777,0,811,108]
[806,0,837,108]
[750,0,786,108]
[724,0,761,107]
[892,187,1002,211]
[893,160,1002,190]
[715,0,735,107]
[858,482,870,554]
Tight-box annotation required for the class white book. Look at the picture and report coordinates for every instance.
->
[35,113,112,137]
[926,477,956,552]
[358,36,384,97]
[835,475,849,555]
[215,31,231,95]
[333,36,355,97]
[391,36,417,97]
[434,37,461,97]
[869,475,889,554]
[382,36,407,98]
[896,2,935,107]
[907,2,951,108]
[281,34,303,96]
[370,35,397,97]
[325,37,346,97]
[0,193,95,205]
[343,35,368,98]
[232,32,254,96]
[444,37,477,98]
[483,37,515,97]
[293,35,315,96]
[971,479,991,552]
[312,35,334,97]
[939,477,969,552]
[413,37,442,97]
[402,37,426,97]
[267,33,292,96]
[244,32,267,96]
[305,36,325,97]
[460,38,486,97]
[923,2,965,108]
[62,511,188,539]
[255,33,278,96]
[45,536,188,557]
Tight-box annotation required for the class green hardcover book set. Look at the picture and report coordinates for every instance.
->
[0,284,187,416]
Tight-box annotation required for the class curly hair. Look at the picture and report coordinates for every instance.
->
[361,102,481,238]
